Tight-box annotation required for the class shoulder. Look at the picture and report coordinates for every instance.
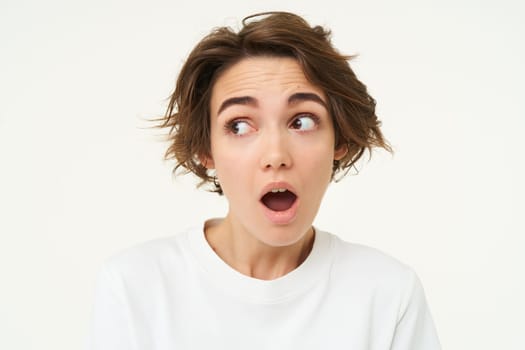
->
[323,231,420,297]
[100,227,197,283]
[328,232,410,272]
[320,233,441,348]
[320,232,434,326]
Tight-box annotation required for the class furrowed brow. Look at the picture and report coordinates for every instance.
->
[217,96,258,115]
[288,92,327,109]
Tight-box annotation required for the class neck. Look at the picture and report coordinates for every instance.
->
[204,217,315,280]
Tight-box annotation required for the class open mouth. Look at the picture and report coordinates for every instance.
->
[261,189,297,212]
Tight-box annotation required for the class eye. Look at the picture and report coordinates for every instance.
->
[225,119,254,136]
[290,114,318,131]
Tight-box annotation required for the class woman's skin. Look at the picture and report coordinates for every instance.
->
[202,57,347,280]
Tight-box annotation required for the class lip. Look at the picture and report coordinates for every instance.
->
[259,181,297,198]
[259,181,299,225]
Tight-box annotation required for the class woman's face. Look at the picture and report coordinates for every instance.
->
[205,56,346,247]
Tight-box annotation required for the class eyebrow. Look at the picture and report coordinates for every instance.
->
[288,92,327,108]
[217,96,257,115]
[216,92,327,115]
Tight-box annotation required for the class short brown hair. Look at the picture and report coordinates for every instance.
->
[158,11,391,193]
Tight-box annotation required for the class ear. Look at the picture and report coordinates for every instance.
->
[334,144,348,161]
[199,154,215,169]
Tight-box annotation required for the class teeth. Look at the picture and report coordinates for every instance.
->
[270,188,287,193]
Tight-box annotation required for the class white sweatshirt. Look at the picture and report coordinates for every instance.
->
[87,225,441,349]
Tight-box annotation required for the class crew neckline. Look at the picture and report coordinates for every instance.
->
[185,222,334,304]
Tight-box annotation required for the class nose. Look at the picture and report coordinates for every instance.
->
[259,131,292,170]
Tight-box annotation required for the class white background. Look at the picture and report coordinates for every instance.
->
[1,0,523,349]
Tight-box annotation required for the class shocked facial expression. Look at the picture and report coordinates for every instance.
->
[205,56,347,247]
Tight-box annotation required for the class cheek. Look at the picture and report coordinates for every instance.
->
[213,149,253,191]
[297,141,335,172]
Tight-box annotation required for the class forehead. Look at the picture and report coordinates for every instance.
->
[210,57,325,113]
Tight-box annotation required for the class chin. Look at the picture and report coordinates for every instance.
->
[254,221,313,248]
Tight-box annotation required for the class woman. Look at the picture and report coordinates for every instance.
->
[88,12,441,349]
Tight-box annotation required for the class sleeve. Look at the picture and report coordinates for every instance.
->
[86,264,136,350]
[390,270,442,350]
